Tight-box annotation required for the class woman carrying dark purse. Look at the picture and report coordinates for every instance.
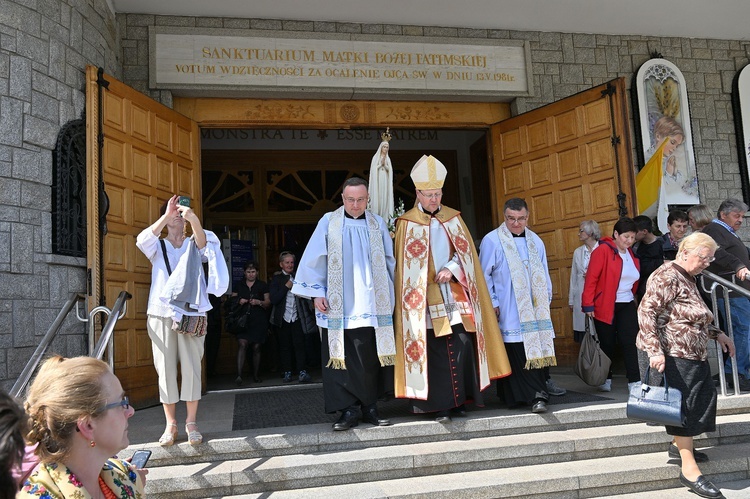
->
[231,260,270,385]
[637,232,734,499]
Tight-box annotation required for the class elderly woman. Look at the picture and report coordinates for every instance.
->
[569,219,600,342]
[18,356,146,498]
[636,232,734,497]
[582,217,641,392]
[637,233,734,499]
[136,195,228,446]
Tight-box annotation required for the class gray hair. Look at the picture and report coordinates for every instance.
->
[687,204,713,229]
[717,198,748,218]
[579,220,601,240]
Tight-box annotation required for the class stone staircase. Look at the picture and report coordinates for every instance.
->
[128,393,750,498]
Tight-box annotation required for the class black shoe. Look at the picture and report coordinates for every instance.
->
[361,405,392,426]
[450,404,467,417]
[332,409,360,431]
[679,473,724,498]
[298,370,312,383]
[668,443,709,463]
[435,410,451,423]
[282,371,293,383]
[531,400,548,413]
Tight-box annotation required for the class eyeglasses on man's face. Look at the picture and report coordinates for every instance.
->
[505,215,528,224]
[101,395,130,413]
[343,197,368,204]
[418,190,442,200]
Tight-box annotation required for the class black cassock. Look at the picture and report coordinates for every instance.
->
[321,327,394,413]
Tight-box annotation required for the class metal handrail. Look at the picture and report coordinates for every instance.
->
[9,292,85,398]
[10,290,132,399]
[698,269,746,396]
[92,291,132,363]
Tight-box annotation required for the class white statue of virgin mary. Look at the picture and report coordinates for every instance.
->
[368,129,394,220]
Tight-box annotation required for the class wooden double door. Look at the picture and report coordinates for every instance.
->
[86,68,633,406]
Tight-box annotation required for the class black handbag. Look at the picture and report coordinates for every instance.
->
[626,366,686,427]
[574,316,611,386]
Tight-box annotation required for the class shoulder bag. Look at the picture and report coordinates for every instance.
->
[160,239,207,337]
[574,316,611,386]
[626,366,686,427]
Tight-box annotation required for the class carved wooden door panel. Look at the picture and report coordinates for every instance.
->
[86,66,201,407]
[488,78,635,366]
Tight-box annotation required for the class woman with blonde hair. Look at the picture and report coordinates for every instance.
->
[18,356,146,498]
[637,232,734,499]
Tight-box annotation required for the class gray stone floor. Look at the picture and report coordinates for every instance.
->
[126,369,623,446]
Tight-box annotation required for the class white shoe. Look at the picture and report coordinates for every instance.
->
[598,379,612,392]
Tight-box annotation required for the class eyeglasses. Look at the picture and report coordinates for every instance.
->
[505,215,528,224]
[343,197,368,204]
[694,252,715,263]
[101,396,130,412]
[418,190,442,200]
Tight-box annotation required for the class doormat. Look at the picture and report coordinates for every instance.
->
[232,387,613,430]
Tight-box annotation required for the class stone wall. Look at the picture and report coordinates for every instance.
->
[0,0,121,389]
[119,14,750,225]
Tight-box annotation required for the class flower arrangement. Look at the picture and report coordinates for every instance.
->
[387,198,405,238]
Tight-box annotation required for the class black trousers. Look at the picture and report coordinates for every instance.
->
[321,327,393,413]
[594,301,640,383]
[278,318,306,373]
[497,342,548,406]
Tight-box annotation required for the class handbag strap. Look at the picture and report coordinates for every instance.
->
[642,366,671,397]
[160,239,172,275]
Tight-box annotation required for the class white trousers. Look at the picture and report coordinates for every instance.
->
[147,315,205,404]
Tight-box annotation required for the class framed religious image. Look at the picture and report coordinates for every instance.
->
[732,64,750,204]
[633,58,699,208]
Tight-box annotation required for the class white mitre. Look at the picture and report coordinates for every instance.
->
[410,155,447,190]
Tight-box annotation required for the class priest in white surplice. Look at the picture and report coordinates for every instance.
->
[292,177,397,431]
[479,197,557,414]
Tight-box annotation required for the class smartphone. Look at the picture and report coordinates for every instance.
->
[177,196,191,208]
[130,449,152,469]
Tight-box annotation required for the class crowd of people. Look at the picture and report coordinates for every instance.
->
[4,158,749,498]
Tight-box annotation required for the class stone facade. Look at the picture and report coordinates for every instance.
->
[0,0,121,389]
[119,14,750,218]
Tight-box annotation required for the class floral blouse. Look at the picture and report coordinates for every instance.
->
[636,261,719,361]
[19,458,145,499]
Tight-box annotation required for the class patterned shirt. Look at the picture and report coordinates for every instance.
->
[636,261,719,361]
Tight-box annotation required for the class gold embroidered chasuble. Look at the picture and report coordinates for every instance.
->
[393,206,511,400]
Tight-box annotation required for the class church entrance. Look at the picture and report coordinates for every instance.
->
[199,127,488,383]
[87,68,633,405]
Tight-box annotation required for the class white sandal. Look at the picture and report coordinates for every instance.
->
[158,422,178,447]
[186,421,203,446]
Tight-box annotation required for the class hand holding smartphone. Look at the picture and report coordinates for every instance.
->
[130,449,152,469]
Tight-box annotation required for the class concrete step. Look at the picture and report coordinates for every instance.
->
[127,393,750,468]
[207,442,750,498]
[141,414,750,498]
[606,478,750,498]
